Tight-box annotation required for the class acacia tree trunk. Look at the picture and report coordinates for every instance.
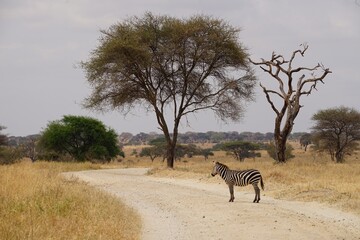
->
[335,139,345,163]
[159,112,181,168]
[163,130,176,168]
[166,142,176,168]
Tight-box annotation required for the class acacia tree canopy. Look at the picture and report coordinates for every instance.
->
[81,13,256,168]
[311,106,360,163]
[39,115,121,162]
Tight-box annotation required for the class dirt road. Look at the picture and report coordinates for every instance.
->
[64,168,360,240]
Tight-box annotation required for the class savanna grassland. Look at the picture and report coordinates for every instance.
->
[121,142,360,216]
[0,161,141,240]
[1,142,359,240]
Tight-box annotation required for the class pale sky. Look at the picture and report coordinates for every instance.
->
[1,0,359,136]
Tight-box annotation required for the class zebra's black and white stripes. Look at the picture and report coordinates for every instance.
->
[211,161,264,203]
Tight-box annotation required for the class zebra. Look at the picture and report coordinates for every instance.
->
[211,161,264,203]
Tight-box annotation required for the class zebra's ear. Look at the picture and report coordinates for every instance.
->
[212,161,217,165]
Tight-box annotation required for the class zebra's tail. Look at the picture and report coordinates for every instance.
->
[260,176,264,191]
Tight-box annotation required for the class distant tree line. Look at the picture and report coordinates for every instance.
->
[139,138,214,162]
[7,131,307,147]
[119,131,308,145]
[138,138,294,163]
[2,106,359,165]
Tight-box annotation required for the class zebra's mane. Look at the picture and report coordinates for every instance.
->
[216,162,229,169]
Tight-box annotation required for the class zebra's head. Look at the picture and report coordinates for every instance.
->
[211,161,229,176]
[211,161,219,176]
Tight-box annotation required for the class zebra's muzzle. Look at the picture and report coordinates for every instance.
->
[211,173,216,177]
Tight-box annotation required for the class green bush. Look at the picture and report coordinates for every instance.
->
[38,115,121,162]
[0,147,22,165]
[266,142,294,161]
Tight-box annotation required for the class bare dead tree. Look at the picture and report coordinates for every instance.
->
[250,44,331,163]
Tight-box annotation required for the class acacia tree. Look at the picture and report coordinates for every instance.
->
[81,13,256,168]
[139,138,166,162]
[220,141,260,162]
[250,44,331,163]
[311,107,360,163]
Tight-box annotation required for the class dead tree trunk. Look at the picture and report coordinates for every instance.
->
[250,44,331,163]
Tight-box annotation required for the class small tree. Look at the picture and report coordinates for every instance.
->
[220,141,260,162]
[82,13,256,168]
[139,137,167,162]
[38,115,120,162]
[311,107,360,163]
[300,133,312,151]
[200,148,214,160]
[0,125,7,146]
[250,44,331,163]
[139,146,163,162]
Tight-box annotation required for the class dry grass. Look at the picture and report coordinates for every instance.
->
[0,160,141,240]
[120,144,360,216]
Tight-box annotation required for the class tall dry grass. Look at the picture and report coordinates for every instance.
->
[120,144,360,215]
[0,161,141,240]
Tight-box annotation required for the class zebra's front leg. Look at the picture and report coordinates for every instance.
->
[228,184,235,202]
[252,184,260,203]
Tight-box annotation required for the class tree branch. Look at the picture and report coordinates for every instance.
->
[260,83,280,115]
[299,66,332,96]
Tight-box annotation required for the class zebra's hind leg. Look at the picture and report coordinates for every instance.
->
[228,184,235,202]
[252,183,260,203]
